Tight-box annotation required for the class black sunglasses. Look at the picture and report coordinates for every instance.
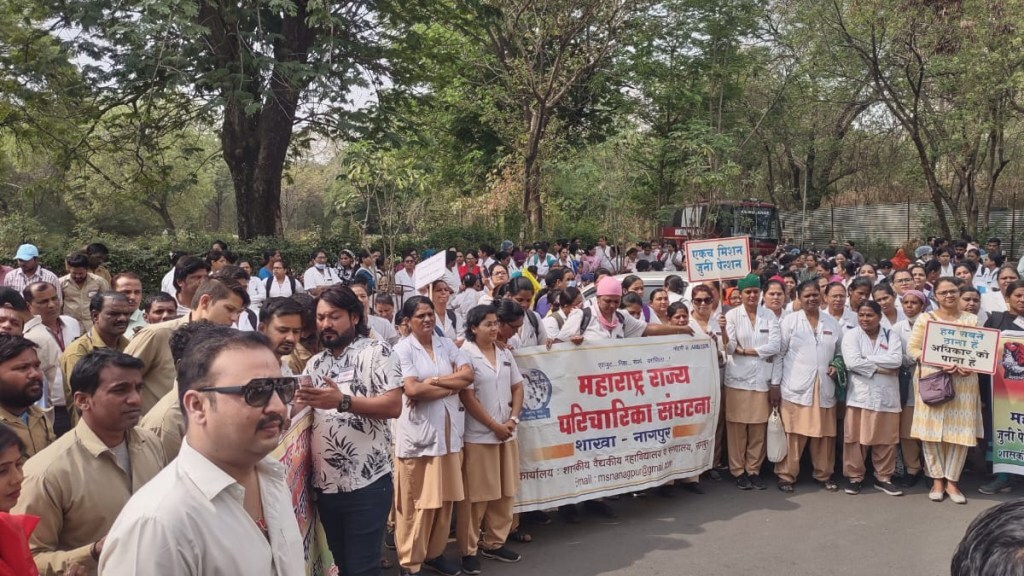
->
[196,377,297,408]
[692,297,712,304]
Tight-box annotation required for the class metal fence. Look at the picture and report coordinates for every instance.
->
[779,202,1024,257]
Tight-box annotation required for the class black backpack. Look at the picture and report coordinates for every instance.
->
[434,309,458,338]
[265,275,297,295]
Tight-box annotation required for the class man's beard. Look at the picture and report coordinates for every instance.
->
[320,326,357,350]
[0,380,43,410]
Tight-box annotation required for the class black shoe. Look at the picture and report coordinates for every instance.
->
[424,555,461,576]
[845,481,862,495]
[558,504,581,524]
[385,530,396,550]
[583,499,617,518]
[819,478,839,492]
[657,483,675,497]
[707,469,723,481]
[461,555,481,575]
[736,474,753,490]
[874,480,904,496]
[522,510,552,525]
[748,474,766,490]
[480,546,521,563]
[681,482,704,494]
[898,472,921,488]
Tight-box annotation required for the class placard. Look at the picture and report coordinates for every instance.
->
[272,408,337,575]
[684,236,751,282]
[992,331,1024,475]
[920,320,1000,374]
[511,335,719,512]
[414,250,446,290]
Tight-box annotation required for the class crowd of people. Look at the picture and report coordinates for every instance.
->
[0,234,1018,575]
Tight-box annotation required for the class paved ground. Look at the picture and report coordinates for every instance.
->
[402,471,1018,576]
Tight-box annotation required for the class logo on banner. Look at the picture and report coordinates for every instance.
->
[1003,343,1024,379]
[521,368,553,421]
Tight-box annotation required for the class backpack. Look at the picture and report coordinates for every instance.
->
[265,276,297,296]
[526,310,539,336]
[580,308,625,334]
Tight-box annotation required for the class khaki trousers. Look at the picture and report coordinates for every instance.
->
[395,456,461,573]
[843,442,897,483]
[714,383,727,467]
[900,405,922,475]
[726,421,767,477]
[774,433,835,483]
[456,496,515,555]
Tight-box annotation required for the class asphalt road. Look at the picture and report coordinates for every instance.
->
[408,472,1017,576]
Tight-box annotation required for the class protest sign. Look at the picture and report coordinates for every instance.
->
[414,250,447,290]
[921,320,1000,374]
[684,236,751,283]
[512,335,720,512]
[272,408,337,576]
[992,332,1024,475]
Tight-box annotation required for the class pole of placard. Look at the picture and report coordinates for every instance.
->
[1012,189,1017,261]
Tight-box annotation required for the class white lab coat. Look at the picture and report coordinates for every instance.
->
[724,306,781,392]
[773,311,842,408]
[841,326,903,413]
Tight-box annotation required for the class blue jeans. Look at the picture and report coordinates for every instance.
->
[317,474,394,576]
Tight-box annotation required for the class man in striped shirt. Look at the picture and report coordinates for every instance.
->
[2,244,61,303]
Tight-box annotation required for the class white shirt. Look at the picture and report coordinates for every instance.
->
[724,306,781,392]
[662,251,684,271]
[24,316,80,408]
[450,288,481,318]
[841,326,903,413]
[462,342,522,444]
[302,266,342,292]
[556,307,646,342]
[542,309,569,337]
[526,253,556,276]
[773,311,842,408]
[160,268,176,296]
[982,291,1007,314]
[434,310,463,342]
[368,314,399,345]
[893,316,918,408]
[880,308,908,330]
[304,336,399,492]
[515,310,548,347]
[393,335,471,458]
[443,268,462,294]
[394,268,418,300]
[98,439,305,576]
[247,277,266,313]
[267,276,303,298]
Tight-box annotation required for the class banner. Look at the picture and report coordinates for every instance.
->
[273,408,337,576]
[512,335,720,512]
[992,332,1024,475]
[684,236,751,282]
[921,320,1000,374]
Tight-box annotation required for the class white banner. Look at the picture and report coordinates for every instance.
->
[684,236,751,282]
[512,336,720,512]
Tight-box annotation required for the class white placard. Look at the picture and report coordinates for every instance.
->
[414,250,447,290]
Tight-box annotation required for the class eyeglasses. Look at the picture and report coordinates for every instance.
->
[692,298,712,305]
[196,377,298,408]
[935,290,959,298]
[404,260,414,264]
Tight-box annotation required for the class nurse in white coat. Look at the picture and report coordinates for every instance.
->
[841,300,905,496]
[724,274,781,491]
[772,279,843,493]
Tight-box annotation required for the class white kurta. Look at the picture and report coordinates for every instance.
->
[841,326,903,413]
[724,306,781,392]
[773,312,842,408]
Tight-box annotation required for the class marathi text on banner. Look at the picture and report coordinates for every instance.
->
[921,320,1000,374]
[272,408,337,576]
[512,336,720,512]
[684,236,751,283]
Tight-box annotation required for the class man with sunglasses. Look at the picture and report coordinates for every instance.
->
[100,329,305,574]
[15,349,165,575]
[294,285,402,576]
[126,278,247,415]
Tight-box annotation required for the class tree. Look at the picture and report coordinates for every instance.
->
[41,0,422,239]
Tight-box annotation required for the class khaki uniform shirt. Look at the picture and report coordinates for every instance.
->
[139,384,184,462]
[0,405,55,457]
[124,314,190,415]
[60,274,110,333]
[12,421,165,575]
[60,328,130,424]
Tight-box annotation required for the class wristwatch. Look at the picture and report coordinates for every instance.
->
[511,416,520,424]
[337,394,352,413]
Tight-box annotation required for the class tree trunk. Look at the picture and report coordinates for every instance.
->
[523,105,548,233]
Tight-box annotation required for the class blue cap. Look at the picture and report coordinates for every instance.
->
[14,244,39,261]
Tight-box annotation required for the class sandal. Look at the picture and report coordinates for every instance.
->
[381,558,393,569]
[508,530,533,543]
[777,481,794,493]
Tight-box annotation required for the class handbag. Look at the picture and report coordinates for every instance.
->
[917,362,955,406]
[766,407,788,463]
